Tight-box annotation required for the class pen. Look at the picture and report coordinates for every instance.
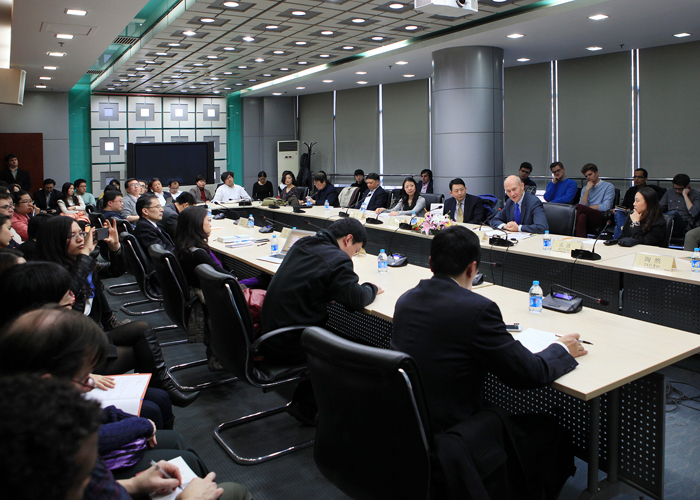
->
[556,334,593,345]
[149,460,182,491]
[257,243,267,246]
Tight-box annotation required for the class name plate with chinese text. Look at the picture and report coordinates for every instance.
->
[634,252,677,271]
[552,240,582,253]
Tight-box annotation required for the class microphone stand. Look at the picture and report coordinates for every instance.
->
[571,220,611,261]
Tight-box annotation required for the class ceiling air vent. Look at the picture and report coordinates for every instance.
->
[113,36,139,45]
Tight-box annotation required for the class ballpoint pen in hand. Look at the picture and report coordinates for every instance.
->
[150,460,182,492]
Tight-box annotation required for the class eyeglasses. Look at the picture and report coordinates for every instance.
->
[18,199,33,205]
[71,375,95,391]
[633,175,646,179]
[70,231,88,241]
[0,204,13,210]
[551,168,563,174]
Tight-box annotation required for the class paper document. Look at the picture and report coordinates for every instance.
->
[151,456,199,500]
[84,373,151,416]
[513,328,559,354]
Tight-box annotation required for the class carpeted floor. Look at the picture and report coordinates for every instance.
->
[105,275,700,499]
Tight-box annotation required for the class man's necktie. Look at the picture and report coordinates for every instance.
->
[514,203,521,225]
[456,202,464,223]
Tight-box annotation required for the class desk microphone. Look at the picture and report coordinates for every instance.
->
[480,260,503,286]
[260,215,298,232]
[301,218,323,231]
[365,213,384,225]
[542,284,610,314]
[489,226,516,247]
[210,201,241,220]
[338,207,350,218]
[571,220,611,261]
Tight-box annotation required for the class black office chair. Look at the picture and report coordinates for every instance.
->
[662,214,674,248]
[85,203,96,215]
[297,186,309,200]
[149,246,236,392]
[114,218,135,236]
[613,188,621,207]
[301,326,433,500]
[119,233,165,316]
[195,263,313,465]
[572,187,582,205]
[543,203,577,236]
[422,193,445,206]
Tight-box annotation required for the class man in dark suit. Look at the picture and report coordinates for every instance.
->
[134,194,175,271]
[417,169,433,194]
[0,154,32,192]
[392,226,585,498]
[443,178,485,223]
[354,172,387,211]
[490,175,548,233]
[33,178,60,214]
[158,191,196,240]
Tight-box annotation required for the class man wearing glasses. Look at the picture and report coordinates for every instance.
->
[613,168,666,239]
[134,194,175,271]
[543,162,577,204]
[660,173,700,240]
[0,192,22,246]
[120,178,142,224]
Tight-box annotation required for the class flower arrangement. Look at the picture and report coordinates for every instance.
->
[412,212,454,235]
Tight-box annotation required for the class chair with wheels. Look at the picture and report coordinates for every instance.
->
[543,203,577,236]
[119,233,167,316]
[149,246,237,392]
[195,263,313,465]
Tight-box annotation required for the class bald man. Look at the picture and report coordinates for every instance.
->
[490,175,548,233]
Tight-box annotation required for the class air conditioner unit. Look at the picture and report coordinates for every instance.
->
[0,69,27,106]
[277,140,300,178]
[414,0,477,17]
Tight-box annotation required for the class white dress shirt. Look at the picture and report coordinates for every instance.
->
[213,183,251,203]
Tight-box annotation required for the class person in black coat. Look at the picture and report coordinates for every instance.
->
[350,169,368,195]
[157,192,196,240]
[443,178,485,223]
[621,187,667,247]
[133,194,175,272]
[0,154,31,191]
[417,169,434,194]
[309,172,339,207]
[33,178,60,213]
[392,226,586,499]
[252,171,274,201]
[354,172,387,211]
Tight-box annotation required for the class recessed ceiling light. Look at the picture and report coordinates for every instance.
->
[319,54,330,58]
[242,36,255,42]
[674,32,691,38]
[249,79,257,82]
[405,25,418,31]
[56,34,74,40]
[162,80,171,83]
[119,78,129,82]
[211,77,219,80]
[200,17,215,23]
[274,50,285,54]
[223,1,239,7]
[295,41,307,45]
[235,83,243,86]
[48,52,65,57]
[493,0,506,2]
[135,67,146,71]
[39,76,52,80]
[357,81,368,84]
[323,80,333,83]
[403,74,414,78]
[181,90,188,92]
[296,87,305,89]
[589,14,609,21]
[372,36,384,41]
[263,74,272,77]
[389,3,404,9]
[156,52,168,56]
[223,47,235,51]
[107,87,114,90]
[517,58,530,62]
[145,60,156,64]
[43,66,57,70]
[194,63,204,66]
[273,92,283,95]
[298,61,308,65]
[207,55,218,59]
[183,31,197,36]
[292,11,306,16]
[223,72,233,75]
[343,46,354,50]
[266,25,279,30]
[352,18,366,23]
[321,31,334,35]
[507,33,525,39]
[587,46,603,51]
[35,85,47,88]
[356,71,367,75]
[168,43,181,46]
[180,69,192,73]
[145,89,152,92]
[65,9,87,16]
[153,85,161,87]
[238,65,248,69]
[395,61,408,65]
[190,86,198,89]
[113,84,121,86]
[255,58,265,62]
[213,90,221,94]
[280,68,290,71]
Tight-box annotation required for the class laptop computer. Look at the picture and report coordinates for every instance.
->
[258,228,315,264]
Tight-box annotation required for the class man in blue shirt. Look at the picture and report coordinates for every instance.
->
[544,162,577,204]
[575,163,615,237]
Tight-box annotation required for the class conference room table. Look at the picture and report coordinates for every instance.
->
[207,215,700,500]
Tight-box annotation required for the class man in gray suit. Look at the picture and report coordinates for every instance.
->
[120,178,142,224]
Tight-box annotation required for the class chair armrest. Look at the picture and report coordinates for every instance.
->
[249,326,310,355]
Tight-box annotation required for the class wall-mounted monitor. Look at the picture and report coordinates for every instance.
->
[125,141,216,184]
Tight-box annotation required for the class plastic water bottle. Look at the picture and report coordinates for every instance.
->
[271,235,279,254]
[324,199,330,211]
[543,230,552,251]
[361,200,368,216]
[207,206,213,222]
[247,214,254,229]
[378,249,388,273]
[411,211,418,225]
[692,248,700,273]
[529,280,543,314]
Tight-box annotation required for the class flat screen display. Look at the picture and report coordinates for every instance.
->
[126,142,215,184]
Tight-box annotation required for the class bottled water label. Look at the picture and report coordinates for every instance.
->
[529,296,543,308]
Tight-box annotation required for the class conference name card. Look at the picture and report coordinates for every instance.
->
[237,218,248,227]
[634,252,677,271]
[280,227,292,240]
[552,240,582,253]
[389,217,409,227]
[347,209,363,220]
